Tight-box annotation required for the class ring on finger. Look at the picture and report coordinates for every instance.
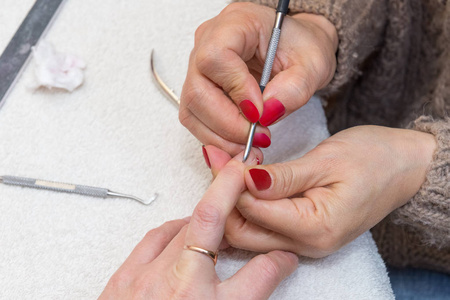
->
[183,245,218,265]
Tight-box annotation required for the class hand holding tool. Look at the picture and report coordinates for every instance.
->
[243,0,290,162]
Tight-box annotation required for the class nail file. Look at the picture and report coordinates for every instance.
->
[0,0,66,110]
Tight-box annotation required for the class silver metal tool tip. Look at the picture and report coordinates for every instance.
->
[243,123,257,162]
[146,193,158,205]
[107,190,158,205]
[131,193,158,205]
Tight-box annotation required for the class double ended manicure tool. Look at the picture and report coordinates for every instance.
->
[0,175,157,205]
[242,0,290,162]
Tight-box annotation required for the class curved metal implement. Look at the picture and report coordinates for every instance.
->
[0,175,157,205]
[150,50,180,107]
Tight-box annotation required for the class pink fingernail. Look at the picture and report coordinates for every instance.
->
[202,146,211,168]
[253,133,271,148]
[239,100,260,123]
[260,98,285,126]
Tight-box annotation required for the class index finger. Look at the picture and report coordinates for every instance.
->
[179,149,260,270]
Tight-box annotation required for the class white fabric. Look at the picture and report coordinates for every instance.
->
[32,41,86,92]
[0,0,393,299]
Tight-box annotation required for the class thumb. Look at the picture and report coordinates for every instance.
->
[259,65,318,127]
[222,250,298,300]
[244,154,330,199]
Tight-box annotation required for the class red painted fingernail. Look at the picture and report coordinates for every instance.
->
[249,168,271,190]
[253,133,271,148]
[202,146,211,168]
[256,157,261,165]
[260,98,285,126]
[239,99,260,123]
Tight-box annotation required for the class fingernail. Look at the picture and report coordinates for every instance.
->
[253,133,271,148]
[260,98,285,126]
[239,99,260,123]
[256,157,261,165]
[249,168,271,190]
[202,145,211,168]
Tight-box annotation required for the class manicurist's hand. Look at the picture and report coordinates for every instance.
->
[99,148,298,299]
[180,2,338,155]
[207,126,437,258]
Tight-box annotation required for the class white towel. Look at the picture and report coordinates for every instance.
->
[0,0,393,298]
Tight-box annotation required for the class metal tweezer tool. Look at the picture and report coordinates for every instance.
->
[0,175,157,205]
[242,0,290,162]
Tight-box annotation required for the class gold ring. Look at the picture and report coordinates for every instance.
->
[183,245,218,265]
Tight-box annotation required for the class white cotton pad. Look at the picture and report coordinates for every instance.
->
[32,41,86,92]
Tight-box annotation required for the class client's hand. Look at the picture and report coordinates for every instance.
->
[99,149,298,299]
[205,126,436,258]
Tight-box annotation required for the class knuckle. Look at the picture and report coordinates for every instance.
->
[132,276,156,298]
[221,2,248,15]
[284,71,314,105]
[308,218,341,256]
[194,21,210,43]
[193,203,222,232]
[221,160,245,179]
[224,223,245,247]
[178,108,191,128]
[221,118,246,141]
[312,235,340,257]
[195,46,217,74]
[210,136,241,155]
[311,142,344,171]
[172,286,197,299]
[143,227,170,245]
[225,73,253,101]
[256,255,282,281]
[108,268,134,290]
[272,164,296,194]
[180,82,207,112]
[223,230,239,247]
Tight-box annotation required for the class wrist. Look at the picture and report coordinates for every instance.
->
[393,128,437,206]
[291,13,338,51]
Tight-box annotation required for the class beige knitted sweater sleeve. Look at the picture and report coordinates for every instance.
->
[233,0,388,95]
[232,0,450,254]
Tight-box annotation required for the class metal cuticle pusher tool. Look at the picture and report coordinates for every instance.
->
[0,175,157,205]
[242,0,290,162]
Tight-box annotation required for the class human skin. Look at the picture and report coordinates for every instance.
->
[99,149,299,299]
[203,126,436,258]
[180,2,338,155]
[185,2,437,258]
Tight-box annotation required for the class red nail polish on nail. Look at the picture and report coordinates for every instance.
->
[256,157,261,165]
[249,168,271,190]
[260,98,285,126]
[253,133,271,148]
[202,146,211,168]
[239,100,260,123]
